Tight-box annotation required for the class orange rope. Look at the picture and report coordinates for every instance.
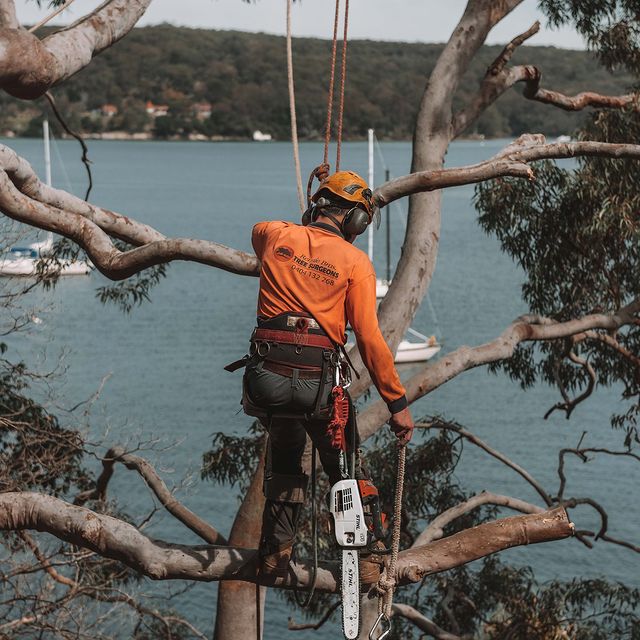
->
[323,0,341,167]
[335,0,350,171]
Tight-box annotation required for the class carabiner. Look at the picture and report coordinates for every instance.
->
[369,612,391,639]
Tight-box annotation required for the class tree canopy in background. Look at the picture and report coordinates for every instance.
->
[0,25,634,140]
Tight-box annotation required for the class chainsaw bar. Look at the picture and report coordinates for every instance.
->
[341,548,360,639]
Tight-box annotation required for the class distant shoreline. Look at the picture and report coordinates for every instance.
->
[1,131,526,144]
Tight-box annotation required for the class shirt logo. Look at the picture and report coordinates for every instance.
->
[274,245,294,262]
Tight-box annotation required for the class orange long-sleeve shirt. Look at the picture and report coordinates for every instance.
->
[252,220,407,412]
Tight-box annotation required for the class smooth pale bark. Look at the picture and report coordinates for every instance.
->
[0,0,153,98]
[214,449,267,640]
[348,0,526,398]
[0,493,572,590]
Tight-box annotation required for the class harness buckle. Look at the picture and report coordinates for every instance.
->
[257,341,271,357]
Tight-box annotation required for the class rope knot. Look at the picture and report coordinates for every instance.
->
[377,575,396,593]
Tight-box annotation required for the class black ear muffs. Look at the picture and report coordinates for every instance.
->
[342,206,370,237]
[301,197,331,226]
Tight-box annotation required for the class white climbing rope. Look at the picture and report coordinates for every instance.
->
[371,443,406,638]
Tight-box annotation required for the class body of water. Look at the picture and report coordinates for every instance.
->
[2,137,638,638]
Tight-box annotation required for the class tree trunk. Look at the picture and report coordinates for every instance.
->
[213,445,266,640]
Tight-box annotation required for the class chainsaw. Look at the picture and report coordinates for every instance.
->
[328,375,388,639]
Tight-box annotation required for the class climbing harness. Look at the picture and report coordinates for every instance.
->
[369,444,406,639]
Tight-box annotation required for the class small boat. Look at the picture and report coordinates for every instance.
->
[0,120,92,278]
[394,328,441,364]
[0,256,92,277]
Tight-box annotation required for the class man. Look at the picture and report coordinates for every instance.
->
[243,168,414,582]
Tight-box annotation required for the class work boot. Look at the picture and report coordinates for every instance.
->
[259,544,293,579]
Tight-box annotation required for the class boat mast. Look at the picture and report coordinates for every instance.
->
[43,118,52,188]
[367,128,374,262]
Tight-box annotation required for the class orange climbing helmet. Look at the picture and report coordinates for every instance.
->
[312,170,379,226]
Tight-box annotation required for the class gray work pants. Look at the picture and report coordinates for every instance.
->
[244,359,361,555]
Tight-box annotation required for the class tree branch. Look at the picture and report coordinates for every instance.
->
[0,493,573,591]
[453,21,540,136]
[74,446,227,545]
[374,138,640,208]
[452,16,636,138]
[413,491,545,548]
[544,348,597,420]
[0,0,154,99]
[0,168,259,279]
[392,603,467,640]
[358,301,640,441]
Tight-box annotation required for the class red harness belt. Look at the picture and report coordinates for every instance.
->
[253,328,334,349]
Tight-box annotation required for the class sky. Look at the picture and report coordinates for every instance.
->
[17,0,586,49]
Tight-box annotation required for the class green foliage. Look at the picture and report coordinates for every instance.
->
[92,239,168,312]
[475,105,640,443]
[0,357,92,495]
[2,27,633,140]
[540,0,640,73]
[201,421,265,493]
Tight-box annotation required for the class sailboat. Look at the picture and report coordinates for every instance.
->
[0,120,92,277]
[366,129,441,364]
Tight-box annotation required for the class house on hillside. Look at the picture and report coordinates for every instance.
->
[100,104,118,118]
[192,102,212,121]
[145,101,169,118]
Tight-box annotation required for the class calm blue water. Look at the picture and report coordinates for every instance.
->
[2,137,638,638]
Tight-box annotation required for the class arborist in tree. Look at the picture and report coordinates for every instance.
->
[227,165,413,586]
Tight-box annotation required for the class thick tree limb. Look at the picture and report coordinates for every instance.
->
[358,301,640,441]
[374,138,640,208]
[413,491,545,548]
[2,136,639,281]
[0,0,153,99]
[392,603,466,640]
[0,169,258,279]
[74,446,227,545]
[348,0,527,400]
[0,493,573,591]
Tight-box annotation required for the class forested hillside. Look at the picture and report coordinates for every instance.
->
[0,25,633,140]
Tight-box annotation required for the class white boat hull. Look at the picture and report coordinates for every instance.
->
[346,339,440,364]
[393,342,441,364]
[0,257,92,277]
